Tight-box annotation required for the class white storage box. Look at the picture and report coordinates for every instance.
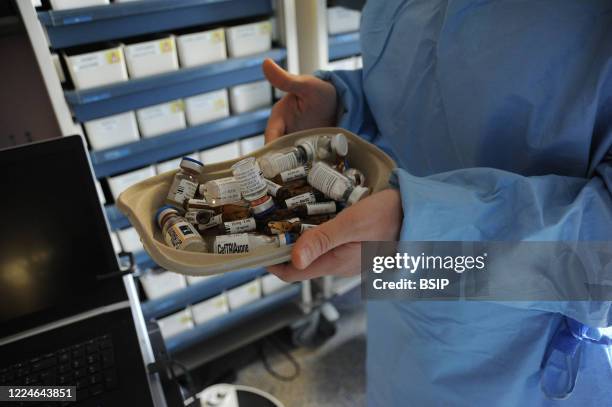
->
[157,309,194,339]
[261,273,290,295]
[191,293,229,325]
[140,271,187,300]
[327,57,356,71]
[225,20,272,58]
[124,36,179,78]
[186,275,211,285]
[84,111,140,151]
[65,47,127,90]
[229,81,272,114]
[108,166,156,199]
[185,89,229,126]
[117,227,143,253]
[327,7,361,34]
[177,28,227,68]
[199,141,240,165]
[239,135,265,155]
[137,100,186,138]
[50,0,108,10]
[227,279,261,310]
[355,56,363,68]
[155,153,198,174]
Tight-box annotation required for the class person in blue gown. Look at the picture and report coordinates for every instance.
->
[263,0,612,405]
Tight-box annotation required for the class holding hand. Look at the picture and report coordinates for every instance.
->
[269,189,403,282]
[262,59,338,142]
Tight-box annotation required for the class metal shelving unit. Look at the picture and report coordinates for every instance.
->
[38,0,273,48]
[18,0,312,380]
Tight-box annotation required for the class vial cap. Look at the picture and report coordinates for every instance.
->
[251,195,276,218]
[156,205,179,227]
[279,232,298,246]
[347,186,370,206]
[331,134,349,157]
[180,157,204,173]
[258,156,275,179]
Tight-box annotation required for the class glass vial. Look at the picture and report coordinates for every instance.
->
[156,205,207,252]
[166,157,204,208]
[258,144,314,178]
[296,133,348,162]
[231,157,268,202]
[307,161,370,205]
[199,176,242,204]
[271,165,309,184]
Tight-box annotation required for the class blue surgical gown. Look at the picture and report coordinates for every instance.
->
[318,0,612,405]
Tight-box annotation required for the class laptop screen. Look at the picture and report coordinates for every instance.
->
[0,136,125,339]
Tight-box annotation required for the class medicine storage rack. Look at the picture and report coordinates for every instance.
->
[17,0,312,373]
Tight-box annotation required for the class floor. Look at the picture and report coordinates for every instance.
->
[236,292,366,407]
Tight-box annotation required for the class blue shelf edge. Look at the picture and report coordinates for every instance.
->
[328,32,361,61]
[141,268,267,319]
[39,0,273,49]
[66,48,285,122]
[165,284,301,354]
[105,204,131,230]
[91,107,270,178]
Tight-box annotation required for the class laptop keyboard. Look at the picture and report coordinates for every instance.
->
[0,334,117,402]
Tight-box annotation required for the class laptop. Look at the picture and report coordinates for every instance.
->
[0,136,161,406]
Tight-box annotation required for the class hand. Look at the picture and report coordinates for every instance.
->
[269,189,403,282]
[262,59,338,142]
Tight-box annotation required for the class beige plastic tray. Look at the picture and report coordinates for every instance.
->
[116,127,396,276]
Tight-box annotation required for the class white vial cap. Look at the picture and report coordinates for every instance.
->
[251,195,275,215]
[347,185,370,205]
[297,140,315,162]
[331,134,348,157]
[181,157,204,173]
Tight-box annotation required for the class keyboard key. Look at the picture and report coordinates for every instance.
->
[58,373,73,385]
[32,356,56,372]
[87,362,100,374]
[76,378,89,389]
[86,354,100,365]
[16,366,30,377]
[99,337,112,349]
[101,350,114,368]
[103,369,117,390]
[24,374,39,385]
[72,358,85,369]
[89,372,103,385]
[72,348,85,359]
[58,352,70,364]
[90,384,104,396]
[73,368,86,379]
[40,370,56,385]
[86,340,98,354]
[58,363,70,374]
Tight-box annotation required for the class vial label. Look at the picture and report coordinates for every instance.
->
[169,178,198,203]
[285,192,316,209]
[233,163,267,200]
[270,152,300,173]
[214,233,250,254]
[197,214,223,231]
[224,218,256,234]
[308,163,345,200]
[280,166,307,183]
[306,201,336,215]
[203,177,242,203]
[265,179,282,197]
[185,198,208,210]
[165,221,199,249]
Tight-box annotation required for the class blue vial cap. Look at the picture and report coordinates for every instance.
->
[155,205,178,226]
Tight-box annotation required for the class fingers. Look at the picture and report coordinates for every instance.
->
[262,59,304,95]
[268,242,361,282]
[264,101,287,143]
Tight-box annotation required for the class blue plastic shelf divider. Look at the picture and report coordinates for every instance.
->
[165,284,300,354]
[328,32,361,61]
[38,0,273,49]
[65,48,285,122]
[134,250,157,270]
[141,268,267,319]
[91,107,270,178]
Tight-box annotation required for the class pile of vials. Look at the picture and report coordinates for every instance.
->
[155,133,369,254]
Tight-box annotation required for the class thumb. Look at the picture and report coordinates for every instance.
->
[262,58,304,95]
[291,213,353,269]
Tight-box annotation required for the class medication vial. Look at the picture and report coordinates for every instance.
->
[213,232,296,254]
[166,157,204,208]
[296,133,348,161]
[307,161,370,205]
[156,206,206,251]
[231,157,268,202]
[258,144,314,178]
[199,177,241,204]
